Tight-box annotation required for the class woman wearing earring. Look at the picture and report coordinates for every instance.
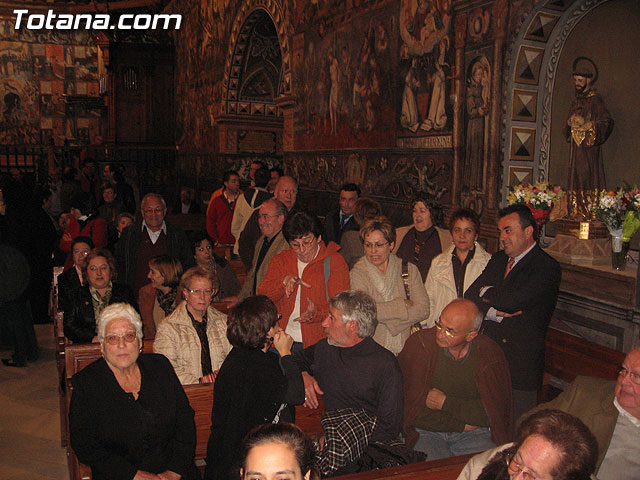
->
[423,208,490,328]
[69,303,200,480]
[395,194,452,283]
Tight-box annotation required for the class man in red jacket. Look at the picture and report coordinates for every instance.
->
[398,298,513,460]
[258,211,349,350]
[206,170,240,246]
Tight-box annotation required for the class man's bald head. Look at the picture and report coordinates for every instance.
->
[274,176,298,211]
[615,348,640,420]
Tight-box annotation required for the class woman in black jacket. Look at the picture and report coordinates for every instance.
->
[204,295,304,480]
[64,248,136,343]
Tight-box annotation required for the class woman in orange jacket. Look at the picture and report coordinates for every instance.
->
[258,211,350,348]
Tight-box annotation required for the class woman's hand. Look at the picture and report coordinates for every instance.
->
[272,330,294,357]
[293,298,315,323]
[283,274,311,298]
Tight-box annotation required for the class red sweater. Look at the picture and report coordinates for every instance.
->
[60,215,108,269]
[206,194,236,245]
[258,241,350,347]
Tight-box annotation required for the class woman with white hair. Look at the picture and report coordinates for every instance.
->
[69,302,200,480]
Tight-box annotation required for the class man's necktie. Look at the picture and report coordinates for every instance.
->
[504,257,515,279]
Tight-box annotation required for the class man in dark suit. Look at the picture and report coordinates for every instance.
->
[115,193,194,295]
[323,183,360,244]
[465,204,561,422]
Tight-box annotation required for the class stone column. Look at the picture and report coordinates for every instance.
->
[486,0,508,210]
[451,13,467,206]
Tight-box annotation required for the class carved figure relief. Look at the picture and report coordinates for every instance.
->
[463,56,490,192]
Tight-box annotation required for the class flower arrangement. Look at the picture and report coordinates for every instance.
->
[592,187,640,241]
[507,182,565,210]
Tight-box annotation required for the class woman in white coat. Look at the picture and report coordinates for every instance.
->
[424,208,490,328]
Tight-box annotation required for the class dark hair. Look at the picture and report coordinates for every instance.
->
[498,204,537,240]
[516,409,598,480]
[449,208,480,235]
[72,235,95,250]
[227,295,278,348]
[106,163,125,183]
[83,248,116,284]
[270,166,284,177]
[410,193,445,228]
[283,211,322,242]
[241,423,320,480]
[353,197,382,225]
[340,183,361,197]
[149,255,183,288]
[70,192,96,215]
[223,170,239,184]
[254,168,270,188]
[189,230,214,255]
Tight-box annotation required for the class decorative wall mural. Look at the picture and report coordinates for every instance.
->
[524,12,559,42]
[0,17,101,145]
[293,7,397,149]
[396,0,453,148]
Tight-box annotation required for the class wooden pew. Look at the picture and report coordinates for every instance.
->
[540,327,624,402]
[63,342,324,480]
[333,453,473,480]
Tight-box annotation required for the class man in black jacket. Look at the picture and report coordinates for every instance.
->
[323,183,360,244]
[465,204,561,422]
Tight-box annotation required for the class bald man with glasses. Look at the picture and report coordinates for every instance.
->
[398,299,513,460]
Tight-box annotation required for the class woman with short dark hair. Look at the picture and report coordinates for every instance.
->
[204,295,304,480]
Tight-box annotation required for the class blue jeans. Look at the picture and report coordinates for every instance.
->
[413,427,496,461]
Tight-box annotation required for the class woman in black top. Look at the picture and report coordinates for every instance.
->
[69,302,199,480]
[64,248,136,343]
[204,295,305,480]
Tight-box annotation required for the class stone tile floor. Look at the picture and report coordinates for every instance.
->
[0,324,69,480]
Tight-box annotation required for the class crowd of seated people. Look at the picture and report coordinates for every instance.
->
[4,166,639,480]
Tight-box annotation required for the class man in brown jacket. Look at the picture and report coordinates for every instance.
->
[398,299,513,460]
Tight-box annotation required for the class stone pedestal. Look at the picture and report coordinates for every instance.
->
[546,234,610,266]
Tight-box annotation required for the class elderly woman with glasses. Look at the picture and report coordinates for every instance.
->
[204,295,304,480]
[154,266,231,385]
[69,303,200,480]
[457,409,598,480]
[350,215,429,355]
[259,211,350,349]
[64,248,136,343]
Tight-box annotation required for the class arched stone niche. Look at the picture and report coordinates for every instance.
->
[501,0,640,205]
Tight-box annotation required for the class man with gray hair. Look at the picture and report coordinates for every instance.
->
[116,193,194,293]
[398,298,513,460]
[294,290,403,443]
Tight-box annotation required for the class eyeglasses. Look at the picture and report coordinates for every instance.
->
[364,241,389,250]
[506,453,538,480]
[290,236,316,250]
[104,331,137,345]
[434,319,465,338]
[618,365,640,385]
[73,249,90,255]
[187,288,214,297]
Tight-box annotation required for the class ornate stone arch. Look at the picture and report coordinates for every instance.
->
[499,0,610,205]
[221,0,293,118]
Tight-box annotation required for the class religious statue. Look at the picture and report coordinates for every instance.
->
[564,57,614,218]
[464,58,490,191]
